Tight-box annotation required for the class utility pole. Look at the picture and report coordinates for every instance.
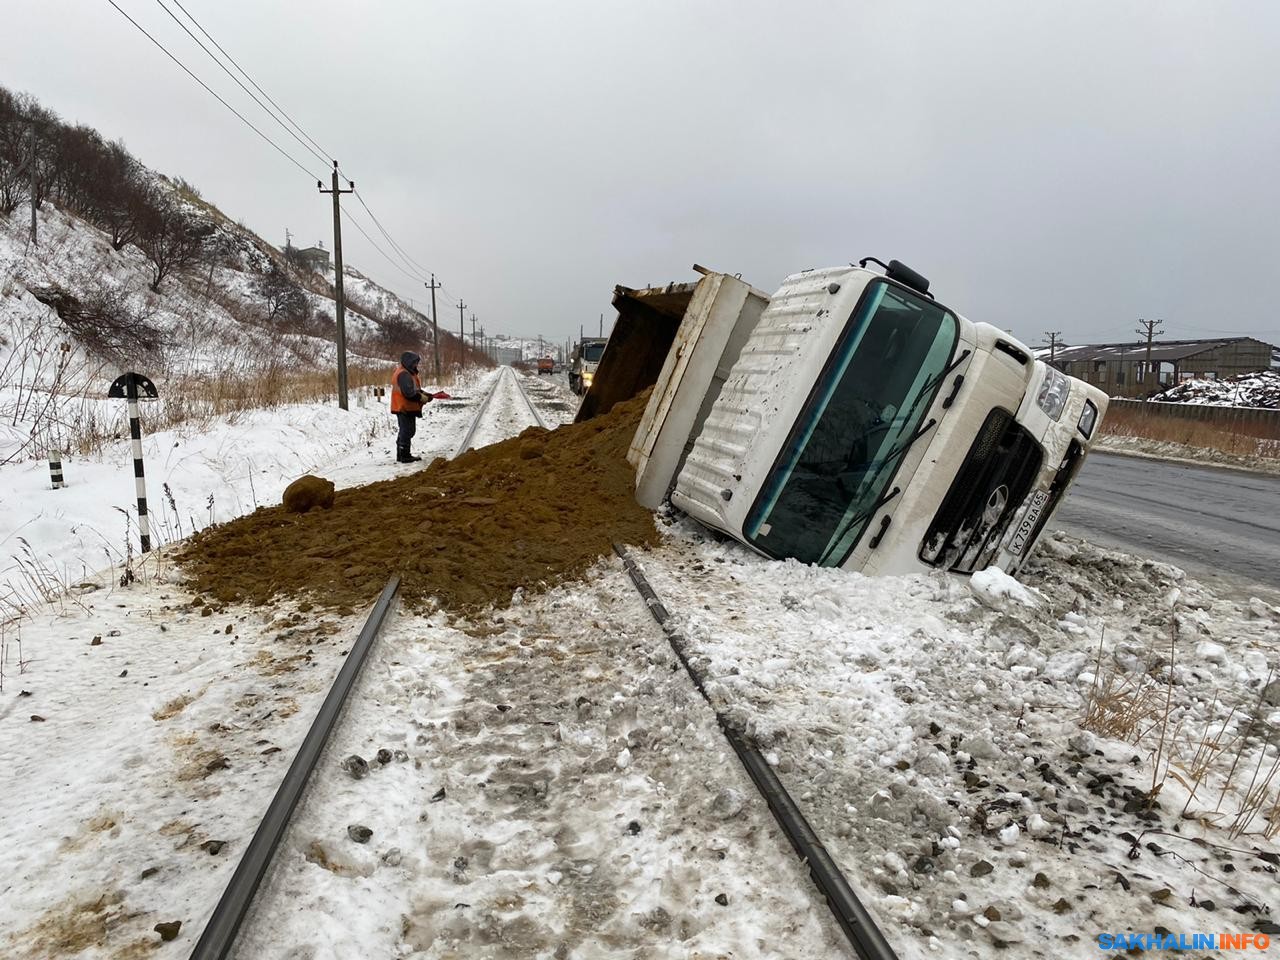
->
[425,274,442,381]
[599,313,603,337]
[1136,317,1164,395]
[318,161,354,409]
[470,314,478,355]
[1042,331,1062,363]
[457,299,467,368]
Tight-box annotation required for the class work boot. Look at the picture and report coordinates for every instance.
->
[397,444,421,463]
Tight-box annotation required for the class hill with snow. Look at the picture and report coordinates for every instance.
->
[0,85,486,464]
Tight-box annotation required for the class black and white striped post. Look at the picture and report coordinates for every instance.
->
[108,372,159,554]
[49,449,64,489]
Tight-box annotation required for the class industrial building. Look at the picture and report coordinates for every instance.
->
[1048,337,1275,399]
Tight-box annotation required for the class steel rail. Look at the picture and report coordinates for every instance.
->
[188,576,402,960]
[509,368,552,431]
[614,545,899,960]
[451,367,506,458]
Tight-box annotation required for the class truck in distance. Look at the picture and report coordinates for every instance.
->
[569,337,608,395]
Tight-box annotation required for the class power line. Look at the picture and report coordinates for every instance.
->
[151,0,331,171]
[102,0,322,182]
[165,0,335,164]
[352,188,433,278]
[340,205,429,286]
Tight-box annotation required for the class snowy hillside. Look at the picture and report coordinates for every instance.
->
[0,193,478,466]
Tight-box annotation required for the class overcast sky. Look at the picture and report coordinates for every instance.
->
[7,1,1280,349]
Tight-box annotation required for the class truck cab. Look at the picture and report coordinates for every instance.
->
[625,261,1106,578]
[570,338,608,395]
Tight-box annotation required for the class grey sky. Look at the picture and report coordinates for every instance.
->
[7,1,1280,350]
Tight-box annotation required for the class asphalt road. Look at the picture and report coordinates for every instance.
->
[1052,452,1280,598]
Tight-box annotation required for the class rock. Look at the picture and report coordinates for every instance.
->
[970,860,995,877]
[638,906,672,932]
[282,475,336,514]
[985,920,1024,944]
[711,787,746,820]
[30,715,45,722]
[347,824,372,843]
[1052,897,1072,914]
[626,820,642,835]
[715,893,729,906]
[430,787,446,802]
[1032,872,1050,889]
[1261,680,1280,708]
[959,736,1000,760]
[376,748,392,765]
[393,749,409,762]
[90,636,102,646]
[200,840,226,855]
[343,755,369,779]
[140,866,160,880]
[381,847,402,867]
[154,920,182,942]
[913,856,937,875]
[1064,797,1089,814]
[983,905,1002,921]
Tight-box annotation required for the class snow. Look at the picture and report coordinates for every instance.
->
[1,352,1277,954]
[1151,370,1280,409]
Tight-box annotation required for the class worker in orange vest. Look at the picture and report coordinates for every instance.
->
[391,351,434,463]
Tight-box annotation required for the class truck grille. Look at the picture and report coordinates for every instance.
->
[919,409,1043,573]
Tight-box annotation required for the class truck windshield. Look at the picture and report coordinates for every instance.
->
[583,343,606,362]
[745,279,959,565]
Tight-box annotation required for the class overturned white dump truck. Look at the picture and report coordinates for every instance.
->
[580,259,1106,577]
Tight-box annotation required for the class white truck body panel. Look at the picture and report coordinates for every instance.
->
[629,272,769,508]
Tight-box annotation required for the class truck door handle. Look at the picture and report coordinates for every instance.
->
[941,374,965,409]
[868,515,892,549]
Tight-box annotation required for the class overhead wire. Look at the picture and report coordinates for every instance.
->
[340,206,431,286]
[164,0,336,166]
[107,0,473,319]
[151,0,332,172]
[102,0,323,183]
[352,188,434,278]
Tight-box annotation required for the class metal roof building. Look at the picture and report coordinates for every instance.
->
[1049,337,1274,399]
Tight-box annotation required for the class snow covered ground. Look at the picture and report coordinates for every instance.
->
[0,367,501,622]
[2,364,1277,959]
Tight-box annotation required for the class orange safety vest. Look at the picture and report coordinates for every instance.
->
[390,364,423,413]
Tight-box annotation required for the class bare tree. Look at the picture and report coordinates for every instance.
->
[136,193,213,292]
[254,265,309,326]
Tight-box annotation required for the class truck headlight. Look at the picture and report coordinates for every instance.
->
[582,372,594,387]
[1036,367,1069,421]
[1077,400,1098,439]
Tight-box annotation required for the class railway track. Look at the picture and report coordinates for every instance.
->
[451,366,554,459]
[187,565,897,959]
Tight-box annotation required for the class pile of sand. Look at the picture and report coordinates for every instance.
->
[178,392,658,616]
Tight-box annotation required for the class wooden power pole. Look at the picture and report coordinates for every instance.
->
[318,161,354,409]
[1135,317,1164,392]
[425,273,441,381]
[1043,331,1062,363]
[457,299,467,368]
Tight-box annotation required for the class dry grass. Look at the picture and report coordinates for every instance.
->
[1101,404,1280,460]
[1082,626,1280,839]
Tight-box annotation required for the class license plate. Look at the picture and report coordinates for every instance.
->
[1009,490,1050,555]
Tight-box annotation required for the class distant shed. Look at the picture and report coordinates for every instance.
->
[1050,337,1274,398]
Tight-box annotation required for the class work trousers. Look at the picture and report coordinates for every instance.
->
[396,411,418,446]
